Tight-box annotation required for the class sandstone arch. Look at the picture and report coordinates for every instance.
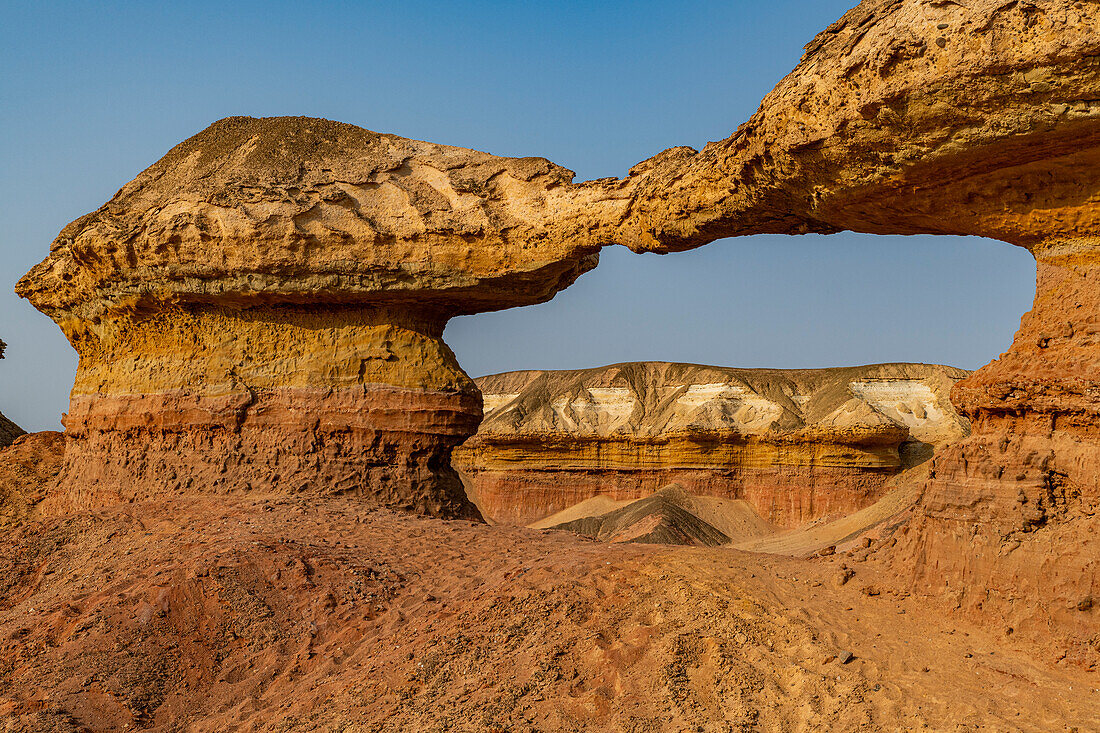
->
[18,0,1100,642]
[607,0,1100,641]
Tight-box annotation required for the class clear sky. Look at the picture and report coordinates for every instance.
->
[0,1,1035,431]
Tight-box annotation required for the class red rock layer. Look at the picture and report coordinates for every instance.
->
[890,242,1100,646]
[47,386,480,519]
[465,463,895,529]
[42,302,483,519]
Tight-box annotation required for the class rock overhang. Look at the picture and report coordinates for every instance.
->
[16,115,625,323]
[14,0,1100,545]
[616,0,1100,252]
[15,115,640,517]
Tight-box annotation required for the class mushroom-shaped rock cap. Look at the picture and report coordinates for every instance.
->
[18,116,625,319]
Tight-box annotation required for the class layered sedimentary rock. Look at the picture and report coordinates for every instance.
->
[613,0,1100,251]
[16,117,630,517]
[454,362,969,526]
[599,0,1100,640]
[14,0,1100,644]
[0,339,25,449]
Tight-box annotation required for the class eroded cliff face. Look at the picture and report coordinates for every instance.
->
[454,362,969,527]
[16,117,630,517]
[888,241,1100,645]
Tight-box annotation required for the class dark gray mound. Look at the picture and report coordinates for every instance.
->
[553,485,730,547]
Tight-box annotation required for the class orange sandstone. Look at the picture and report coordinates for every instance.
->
[604,0,1100,640]
[16,117,629,517]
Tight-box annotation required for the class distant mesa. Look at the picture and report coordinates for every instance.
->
[454,361,970,528]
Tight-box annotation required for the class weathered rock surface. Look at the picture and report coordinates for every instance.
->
[600,0,1100,644]
[615,0,1100,251]
[0,339,25,449]
[454,362,969,527]
[16,117,629,517]
[0,496,1096,731]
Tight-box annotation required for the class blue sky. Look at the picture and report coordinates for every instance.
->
[0,1,1035,430]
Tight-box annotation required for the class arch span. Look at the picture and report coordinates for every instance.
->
[16,0,1100,648]
[596,0,1100,646]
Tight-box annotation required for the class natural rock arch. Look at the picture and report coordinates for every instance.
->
[614,0,1100,642]
[17,0,1099,640]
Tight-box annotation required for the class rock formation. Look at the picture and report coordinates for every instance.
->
[16,117,629,517]
[454,362,969,526]
[552,484,736,547]
[0,339,25,449]
[14,0,1100,645]
[598,0,1100,641]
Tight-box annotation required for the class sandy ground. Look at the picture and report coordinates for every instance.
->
[1,496,1097,732]
[734,485,919,557]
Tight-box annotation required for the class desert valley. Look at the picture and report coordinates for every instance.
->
[2,0,1100,730]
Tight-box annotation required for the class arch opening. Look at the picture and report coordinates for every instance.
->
[447,233,1036,535]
